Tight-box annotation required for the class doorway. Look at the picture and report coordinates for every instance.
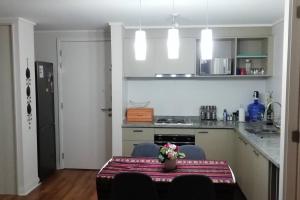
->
[58,40,112,169]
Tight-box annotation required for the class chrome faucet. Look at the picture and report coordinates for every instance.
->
[265,101,281,128]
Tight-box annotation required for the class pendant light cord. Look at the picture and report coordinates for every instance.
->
[139,0,142,30]
[205,0,208,28]
[171,0,176,28]
[172,0,175,14]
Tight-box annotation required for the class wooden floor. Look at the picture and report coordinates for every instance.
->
[0,169,246,200]
[0,170,98,200]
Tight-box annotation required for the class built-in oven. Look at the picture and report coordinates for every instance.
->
[154,134,195,146]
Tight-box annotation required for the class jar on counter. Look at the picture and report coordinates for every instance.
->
[245,59,252,75]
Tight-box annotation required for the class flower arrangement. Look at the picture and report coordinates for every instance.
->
[158,143,185,163]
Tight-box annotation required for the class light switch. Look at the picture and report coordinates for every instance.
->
[298,6,300,18]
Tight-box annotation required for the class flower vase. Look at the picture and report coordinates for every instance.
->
[164,159,177,171]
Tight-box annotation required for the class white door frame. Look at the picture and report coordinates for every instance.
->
[56,38,110,169]
[280,0,300,199]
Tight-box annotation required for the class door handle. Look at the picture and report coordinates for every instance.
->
[101,108,112,112]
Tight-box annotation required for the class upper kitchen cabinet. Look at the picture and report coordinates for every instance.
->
[124,27,273,79]
[123,38,155,77]
[236,37,273,76]
[197,38,236,75]
[124,37,196,77]
[197,36,273,77]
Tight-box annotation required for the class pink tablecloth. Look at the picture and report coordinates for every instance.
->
[97,156,235,184]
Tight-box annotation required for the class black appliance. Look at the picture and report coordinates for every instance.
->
[154,134,195,146]
[35,61,56,181]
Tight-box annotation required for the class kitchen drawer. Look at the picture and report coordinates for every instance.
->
[123,128,155,141]
[195,129,234,135]
[155,128,196,135]
[123,140,153,156]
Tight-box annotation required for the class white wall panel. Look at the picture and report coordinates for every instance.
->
[127,79,266,118]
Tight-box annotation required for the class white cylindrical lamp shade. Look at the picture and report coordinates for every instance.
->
[200,28,213,60]
[167,28,180,59]
[134,30,147,60]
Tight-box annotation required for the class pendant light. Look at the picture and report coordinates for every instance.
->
[134,0,147,60]
[167,0,179,59]
[200,0,213,60]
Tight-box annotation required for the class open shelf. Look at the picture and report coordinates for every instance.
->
[235,38,270,75]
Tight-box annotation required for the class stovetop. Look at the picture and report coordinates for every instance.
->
[154,117,193,126]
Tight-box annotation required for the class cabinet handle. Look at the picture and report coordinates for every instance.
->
[198,131,209,134]
[238,137,248,145]
[253,150,260,157]
[133,130,143,133]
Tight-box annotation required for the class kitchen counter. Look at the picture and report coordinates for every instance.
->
[237,123,280,168]
[123,116,236,129]
[122,117,281,167]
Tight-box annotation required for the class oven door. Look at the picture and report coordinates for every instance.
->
[154,134,195,146]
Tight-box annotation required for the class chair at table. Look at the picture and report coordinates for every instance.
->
[131,143,160,157]
[168,175,216,200]
[112,172,159,200]
[179,145,206,160]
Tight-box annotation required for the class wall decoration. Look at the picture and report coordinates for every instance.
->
[25,58,32,129]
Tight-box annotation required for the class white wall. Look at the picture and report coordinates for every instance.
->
[266,21,284,103]
[0,25,17,194]
[34,30,110,165]
[127,79,266,119]
[110,23,125,156]
[0,17,39,195]
[16,18,39,195]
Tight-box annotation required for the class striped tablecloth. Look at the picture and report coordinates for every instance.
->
[97,156,235,184]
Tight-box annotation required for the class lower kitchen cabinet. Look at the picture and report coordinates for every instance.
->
[123,128,155,141]
[251,148,269,200]
[195,129,236,170]
[123,128,155,156]
[123,140,153,156]
[236,135,269,200]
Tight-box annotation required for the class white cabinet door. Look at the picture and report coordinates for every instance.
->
[235,136,244,187]
[123,38,156,77]
[242,142,255,200]
[251,149,269,200]
[123,128,155,141]
[236,135,269,200]
[153,38,196,74]
[195,129,235,169]
[122,128,155,156]
[124,38,196,77]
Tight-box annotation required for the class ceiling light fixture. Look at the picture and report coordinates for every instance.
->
[134,0,147,61]
[200,0,213,60]
[167,0,179,59]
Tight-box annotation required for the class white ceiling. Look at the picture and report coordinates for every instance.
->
[0,0,284,30]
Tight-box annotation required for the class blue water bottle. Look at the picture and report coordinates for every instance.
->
[247,91,265,121]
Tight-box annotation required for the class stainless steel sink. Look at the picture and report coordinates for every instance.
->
[254,132,279,138]
[245,123,280,138]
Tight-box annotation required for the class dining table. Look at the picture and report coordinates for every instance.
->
[96,156,237,200]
